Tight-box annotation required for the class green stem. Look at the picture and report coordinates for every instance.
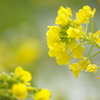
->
[91,18,94,34]
[82,34,100,49]
[68,42,91,55]
[69,40,82,55]
[66,42,91,48]
[79,51,100,66]
[69,45,79,55]
[97,67,100,69]
[85,23,88,34]
[87,44,94,57]
[88,51,100,59]
[80,42,91,45]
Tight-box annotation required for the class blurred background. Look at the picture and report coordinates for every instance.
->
[0,0,100,100]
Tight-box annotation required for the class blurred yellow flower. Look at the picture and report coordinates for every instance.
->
[15,66,32,84]
[16,39,39,65]
[11,83,27,99]
[33,89,51,100]
[0,39,40,70]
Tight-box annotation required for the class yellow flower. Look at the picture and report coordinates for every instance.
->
[48,43,71,65]
[16,39,39,65]
[15,67,32,84]
[48,48,55,57]
[69,63,81,78]
[86,64,97,74]
[11,83,27,99]
[83,5,96,17]
[48,43,63,57]
[56,14,70,26]
[33,89,51,100]
[56,50,71,65]
[89,30,100,43]
[76,5,96,24]
[55,6,72,26]
[58,6,72,17]
[78,58,91,70]
[69,40,77,50]
[67,27,81,38]
[46,26,60,48]
[70,45,85,59]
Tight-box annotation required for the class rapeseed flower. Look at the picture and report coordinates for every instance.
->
[46,26,60,48]
[76,5,96,24]
[86,64,98,74]
[15,66,32,85]
[56,50,71,65]
[0,67,51,100]
[67,27,81,38]
[78,58,91,70]
[48,43,71,65]
[33,89,51,100]
[70,45,85,59]
[58,6,72,17]
[89,30,100,43]
[11,83,27,99]
[55,6,72,26]
[56,14,70,26]
[46,5,100,78]
[69,63,81,78]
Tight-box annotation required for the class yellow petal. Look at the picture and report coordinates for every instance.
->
[21,71,32,82]
[15,66,24,76]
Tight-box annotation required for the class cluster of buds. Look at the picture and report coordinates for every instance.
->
[0,67,51,100]
[46,5,100,78]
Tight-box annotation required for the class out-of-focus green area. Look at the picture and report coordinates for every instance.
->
[0,0,100,100]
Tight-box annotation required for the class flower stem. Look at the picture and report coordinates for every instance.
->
[89,51,100,59]
[91,18,94,34]
[79,51,100,66]
[87,44,94,57]
[82,34,100,49]
[85,23,88,35]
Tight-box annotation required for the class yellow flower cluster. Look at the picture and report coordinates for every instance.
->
[0,67,51,100]
[46,5,100,78]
